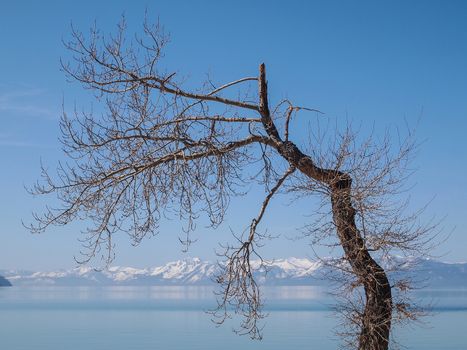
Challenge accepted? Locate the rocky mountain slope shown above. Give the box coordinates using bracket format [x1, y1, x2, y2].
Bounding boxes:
[0, 275, 12, 286]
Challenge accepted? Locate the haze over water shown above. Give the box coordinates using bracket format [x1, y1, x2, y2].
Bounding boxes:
[1, 286, 466, 350]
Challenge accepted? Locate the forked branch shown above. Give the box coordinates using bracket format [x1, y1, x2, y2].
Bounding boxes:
[29, 18, 437, 350]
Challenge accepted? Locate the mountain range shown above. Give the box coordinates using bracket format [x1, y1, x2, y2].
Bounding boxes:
[2, 257, 466, 288]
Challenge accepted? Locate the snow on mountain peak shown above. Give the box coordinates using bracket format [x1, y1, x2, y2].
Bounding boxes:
[2, 257, 466, 288]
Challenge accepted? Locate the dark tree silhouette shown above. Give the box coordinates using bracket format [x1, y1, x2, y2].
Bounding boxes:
[28, 18, 436, 350]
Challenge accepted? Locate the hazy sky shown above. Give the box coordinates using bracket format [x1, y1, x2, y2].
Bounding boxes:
[1, 0, 466, 270]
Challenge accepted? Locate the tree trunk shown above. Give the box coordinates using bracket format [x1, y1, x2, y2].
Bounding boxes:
[258, 63, 392, 350]
[331, 178, 392, 350]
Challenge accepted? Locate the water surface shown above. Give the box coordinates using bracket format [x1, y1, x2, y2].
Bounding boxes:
[0, 286, 466, 349]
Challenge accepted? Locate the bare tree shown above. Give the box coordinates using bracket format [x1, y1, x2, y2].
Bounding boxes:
[28, 18, 436, 350]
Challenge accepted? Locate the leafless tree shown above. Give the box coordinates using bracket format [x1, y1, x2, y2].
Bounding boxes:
[28, 18, 437, 350]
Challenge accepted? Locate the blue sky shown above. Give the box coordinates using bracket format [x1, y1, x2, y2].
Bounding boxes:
[1, 0, 466, 270]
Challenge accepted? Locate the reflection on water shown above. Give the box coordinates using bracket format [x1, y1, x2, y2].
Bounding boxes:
[1, 285, 465, 308]
[0, 286, 466, 350]
[0, 285, 330, 300]
[0, 286, 332, 311]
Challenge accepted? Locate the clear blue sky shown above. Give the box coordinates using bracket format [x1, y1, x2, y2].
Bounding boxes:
[1, 0, 466, 270]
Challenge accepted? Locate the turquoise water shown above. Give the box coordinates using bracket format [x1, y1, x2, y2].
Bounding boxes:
[0, 286, 466, 349]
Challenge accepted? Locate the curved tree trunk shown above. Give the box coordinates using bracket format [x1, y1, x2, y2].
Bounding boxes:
[331, 179, 392, 350]
[258, 64, 392, 350]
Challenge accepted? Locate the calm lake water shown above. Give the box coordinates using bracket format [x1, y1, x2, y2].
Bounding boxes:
[0, 286, 466, 349]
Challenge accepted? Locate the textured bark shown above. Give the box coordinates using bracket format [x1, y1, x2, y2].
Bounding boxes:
[258, 63, 392, 350]
[331, 183, 392, 350]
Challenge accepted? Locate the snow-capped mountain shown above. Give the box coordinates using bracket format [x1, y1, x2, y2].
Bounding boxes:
[2, 257, 466, 288]
[1, 258, 324, 287]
